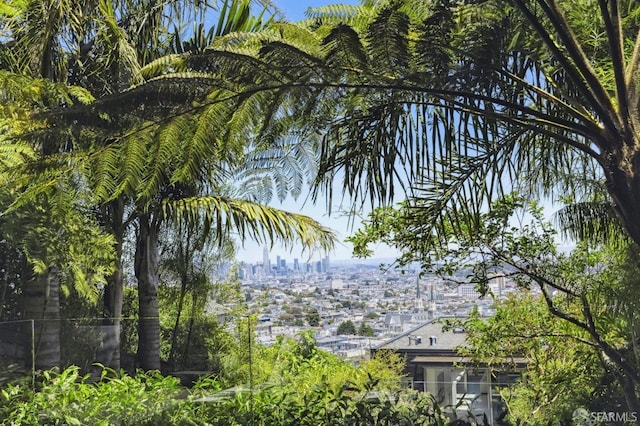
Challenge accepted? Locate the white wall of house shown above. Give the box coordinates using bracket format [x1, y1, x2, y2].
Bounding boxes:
[421, 366, 494, 424]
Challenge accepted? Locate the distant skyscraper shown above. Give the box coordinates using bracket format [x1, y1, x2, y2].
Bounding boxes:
[322, 255, 330, 272]
[414, 276, 424, 312]
[293, 258, 299, 271]
[263, 246, 271, 275]
[428, 283, 437, 318]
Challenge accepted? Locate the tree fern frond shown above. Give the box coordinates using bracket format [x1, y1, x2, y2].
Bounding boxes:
[44, 73, 223, 128]
[114, 132, 151, 200]
[222, 90, 272, 159]
[238, 175, 274, 203]
[258, 41, 328, 81]
[412, 0, 454, 78]
[170, 100, 229, 184]
[301, 4, 374, 31]
[207, 30, 274, 52]
[364, 3, 410, 76]
[97, 0, 143, 86]
[304, 4, 361, 21]
[139, 54, 189, 79]
[234, 129, 319, 203]
[89, 143, 122, 201]
[323, 24, 368, 74]
[0, 140, 36, 179]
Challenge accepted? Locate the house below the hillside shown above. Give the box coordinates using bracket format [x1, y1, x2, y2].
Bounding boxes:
[373, 317, 525, 424]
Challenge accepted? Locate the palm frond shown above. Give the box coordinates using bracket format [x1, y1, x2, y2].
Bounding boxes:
[555, 202, 627, 246]
[162, 196, 336, 251]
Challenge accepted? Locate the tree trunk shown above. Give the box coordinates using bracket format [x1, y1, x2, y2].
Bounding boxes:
[618, 373, 640, 425]
[100, 199, 126, 372]
[23, 266, 60, 371]
[135, 213, 161, 371]
[168, 280, 188, 369]
[100, 259, 123, 372]
[604, 147, 640, 247]
[168, 236, 191, 369]
[184, 294, 199, 366]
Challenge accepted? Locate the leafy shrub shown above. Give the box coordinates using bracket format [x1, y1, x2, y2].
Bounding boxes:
[0, 366, 186, 425]
[0, 336, 478, 425]
[192, 377, 450, 426]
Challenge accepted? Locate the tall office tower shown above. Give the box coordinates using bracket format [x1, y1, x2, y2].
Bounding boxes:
[428, 283, 437, 318]
[322, 255, 330, 272]
[276, 255, 281, 273]
[293, 258, 299, 272]
[263, 246, 271, 275]
[414, 276, 424, 312]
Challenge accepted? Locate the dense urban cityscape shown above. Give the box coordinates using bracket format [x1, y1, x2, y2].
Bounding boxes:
[233, 247, 511, 359]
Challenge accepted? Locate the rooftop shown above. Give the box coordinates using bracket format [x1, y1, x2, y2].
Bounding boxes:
[376, 317, 467, 351]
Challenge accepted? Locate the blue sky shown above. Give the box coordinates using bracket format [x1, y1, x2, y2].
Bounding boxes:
[274, 0, 359, 22]
[235, 0, 402, 263]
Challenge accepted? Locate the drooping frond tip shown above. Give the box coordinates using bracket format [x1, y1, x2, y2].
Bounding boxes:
[162, 196, 336, 252]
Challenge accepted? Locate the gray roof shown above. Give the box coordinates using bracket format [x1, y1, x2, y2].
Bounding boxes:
[376, 317, 467, 351]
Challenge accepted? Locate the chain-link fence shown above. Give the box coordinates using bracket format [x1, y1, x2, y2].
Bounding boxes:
[0, 318, 138, 384]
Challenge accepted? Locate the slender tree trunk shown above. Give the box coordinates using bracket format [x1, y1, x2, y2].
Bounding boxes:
[168, 236, 191, 369]
[135, 213, 161, 371]
[23, 266, 60, 370]
[101, 258, 123, 371]
[101, 199, 126, 371]
[0, 268, 8, 322]
[168, 280, 188, 369]
[183, 293, 199, 366]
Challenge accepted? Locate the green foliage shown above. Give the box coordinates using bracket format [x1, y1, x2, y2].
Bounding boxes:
[194, 379, 449, 426]
[158, 228, 242, 372]
[0, 338, 463, 426]
[1, 0, 338, 374]
[407, 195, 640, 419]
[190, 335, 451, 425]
[0, 366, 185, 425]
[337, 320, 357, 335]
[305, 308, 321, 327]
[451, 295, 601, 424]
[358, 322, 375, 337]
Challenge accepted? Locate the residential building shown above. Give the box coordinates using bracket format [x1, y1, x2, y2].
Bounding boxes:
[374, 318, 524, 424]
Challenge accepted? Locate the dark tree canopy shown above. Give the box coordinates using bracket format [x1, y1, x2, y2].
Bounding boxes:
[97, 0, 640, 251]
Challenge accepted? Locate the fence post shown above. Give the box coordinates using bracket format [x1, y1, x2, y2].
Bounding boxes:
[31, 319, 35, 388]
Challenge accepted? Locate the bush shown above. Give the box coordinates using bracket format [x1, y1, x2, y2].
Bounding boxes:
[0, 366, 187, 425]
[0, 336, 478, 425]
[195, 379, 450, 426]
